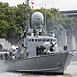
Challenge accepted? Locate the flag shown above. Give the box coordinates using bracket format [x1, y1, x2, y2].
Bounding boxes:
[32, 6, 33, 9]
[31, 2, 34, 4]
[23, 2, 24, 6]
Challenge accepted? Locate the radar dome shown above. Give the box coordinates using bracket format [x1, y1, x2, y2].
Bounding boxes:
[32, 12, 44, 26]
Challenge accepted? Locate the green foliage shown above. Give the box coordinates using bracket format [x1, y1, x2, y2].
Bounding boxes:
[32, 8, 74, 36]
[0, 20, 9, 37]
[0, 2, 25, 38]
[0, 2, 74, 39]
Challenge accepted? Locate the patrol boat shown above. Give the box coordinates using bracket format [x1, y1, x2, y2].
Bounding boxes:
[2, 0, 73, 74]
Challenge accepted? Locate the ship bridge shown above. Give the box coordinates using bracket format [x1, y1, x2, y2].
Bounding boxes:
[23, 36, 57, 57]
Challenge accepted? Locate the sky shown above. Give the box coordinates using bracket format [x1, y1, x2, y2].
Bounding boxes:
[0, 0, 77, 11]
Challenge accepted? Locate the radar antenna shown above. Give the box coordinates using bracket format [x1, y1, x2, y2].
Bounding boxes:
[25, 0, 30, 32]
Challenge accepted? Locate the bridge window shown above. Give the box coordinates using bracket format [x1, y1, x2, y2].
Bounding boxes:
[46, 39, 49, 41]
[53, 39, 56, 42]
[29, 39, 53, 42]
[42, 39, 45, 41]
[29, 39, 31, 41]
[35, 39, 37, 41]
[32, 39, 34, 41]
[38, 39, 41, 42]
[51, 39, 52, 41]
[29, 39, 34, 42]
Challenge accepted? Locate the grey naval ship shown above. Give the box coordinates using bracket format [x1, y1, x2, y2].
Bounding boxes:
[1, 0, 73, 74]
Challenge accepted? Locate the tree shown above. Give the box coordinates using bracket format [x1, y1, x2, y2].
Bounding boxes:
[32, 8, 74, 36]
[0, 2, 74, 39]
[0, 20, 9, 37]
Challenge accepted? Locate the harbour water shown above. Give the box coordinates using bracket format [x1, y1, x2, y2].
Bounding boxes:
[0, 53, 77, 77]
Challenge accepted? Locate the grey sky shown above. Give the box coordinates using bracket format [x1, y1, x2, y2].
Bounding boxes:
[0, 0, 77, 11]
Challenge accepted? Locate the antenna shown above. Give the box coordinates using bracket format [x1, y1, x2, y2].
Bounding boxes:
[53, 0, 55, 8]
[25, 0, 30, 31]
[45, 0, 46, 35]
[52, 0, 54, 33]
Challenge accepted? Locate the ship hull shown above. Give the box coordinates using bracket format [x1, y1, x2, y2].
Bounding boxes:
[5, 52, 73, 74]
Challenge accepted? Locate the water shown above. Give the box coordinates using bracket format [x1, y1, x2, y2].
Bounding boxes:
[0, 54, 77, 77]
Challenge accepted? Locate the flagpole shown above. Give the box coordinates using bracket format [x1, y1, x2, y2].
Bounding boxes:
[31, 0, 34, 28]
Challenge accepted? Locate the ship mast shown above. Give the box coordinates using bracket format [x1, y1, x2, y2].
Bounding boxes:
[25, 0, 30, 31]
[45, 0, 46, 35]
